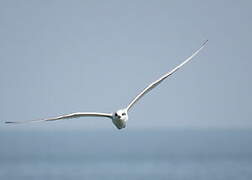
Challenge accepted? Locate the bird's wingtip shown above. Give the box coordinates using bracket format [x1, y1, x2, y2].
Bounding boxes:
[5, 121, 14, 124]
[202, 39, 208, 46]
[5, 121, 19, 124]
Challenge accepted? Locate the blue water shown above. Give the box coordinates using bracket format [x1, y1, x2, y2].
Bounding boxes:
[1, 129, 252, 180]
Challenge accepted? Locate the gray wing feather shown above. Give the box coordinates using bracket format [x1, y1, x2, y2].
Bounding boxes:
[126, 40, 208, 111]
[5, 112, 113, 124]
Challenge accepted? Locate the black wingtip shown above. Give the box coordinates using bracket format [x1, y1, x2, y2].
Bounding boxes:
[203, 39, 208, 46]
[5, 121, 17, 124]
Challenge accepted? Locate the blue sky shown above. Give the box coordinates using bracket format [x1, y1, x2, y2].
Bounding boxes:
[0, 1, 251, 130]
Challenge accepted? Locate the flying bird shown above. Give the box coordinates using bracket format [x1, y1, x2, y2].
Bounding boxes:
[5, 40, 208, 129]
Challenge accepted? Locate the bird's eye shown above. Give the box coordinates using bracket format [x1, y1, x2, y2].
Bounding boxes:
[122, 113, 126, 116]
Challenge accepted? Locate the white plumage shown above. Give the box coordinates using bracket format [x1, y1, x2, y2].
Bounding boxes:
[5, 40, 208, 130]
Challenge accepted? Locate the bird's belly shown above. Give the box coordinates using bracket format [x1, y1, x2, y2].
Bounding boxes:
[112, 119, 126, 130]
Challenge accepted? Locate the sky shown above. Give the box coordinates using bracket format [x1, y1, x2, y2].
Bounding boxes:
[0, 0, 251, 131]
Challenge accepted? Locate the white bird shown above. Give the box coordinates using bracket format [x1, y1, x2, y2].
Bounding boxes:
[5, 40, 208, 130]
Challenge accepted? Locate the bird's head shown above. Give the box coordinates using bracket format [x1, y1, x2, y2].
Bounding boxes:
[114, 109, 128, 120]
[112, 109, 128, 130]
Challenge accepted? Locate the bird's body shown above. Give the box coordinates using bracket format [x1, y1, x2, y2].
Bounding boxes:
[112, 109, 128, 129]
[5, 40, 208, 130]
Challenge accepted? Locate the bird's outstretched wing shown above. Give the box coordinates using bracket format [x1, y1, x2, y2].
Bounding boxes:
[126, 40, 208, 111]
[5, 112, 113, 124]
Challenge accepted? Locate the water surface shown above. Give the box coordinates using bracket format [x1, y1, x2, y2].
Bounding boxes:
[1, 129, 252, 180]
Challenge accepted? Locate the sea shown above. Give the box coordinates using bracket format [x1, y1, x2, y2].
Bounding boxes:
[0, 129, 252, 180]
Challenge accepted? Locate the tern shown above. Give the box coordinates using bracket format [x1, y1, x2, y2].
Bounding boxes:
[5, 40, 208, 129]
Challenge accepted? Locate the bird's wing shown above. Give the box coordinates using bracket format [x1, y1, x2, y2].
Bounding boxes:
[126, 40, 208, 111]
[5, 112, 113, 124]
